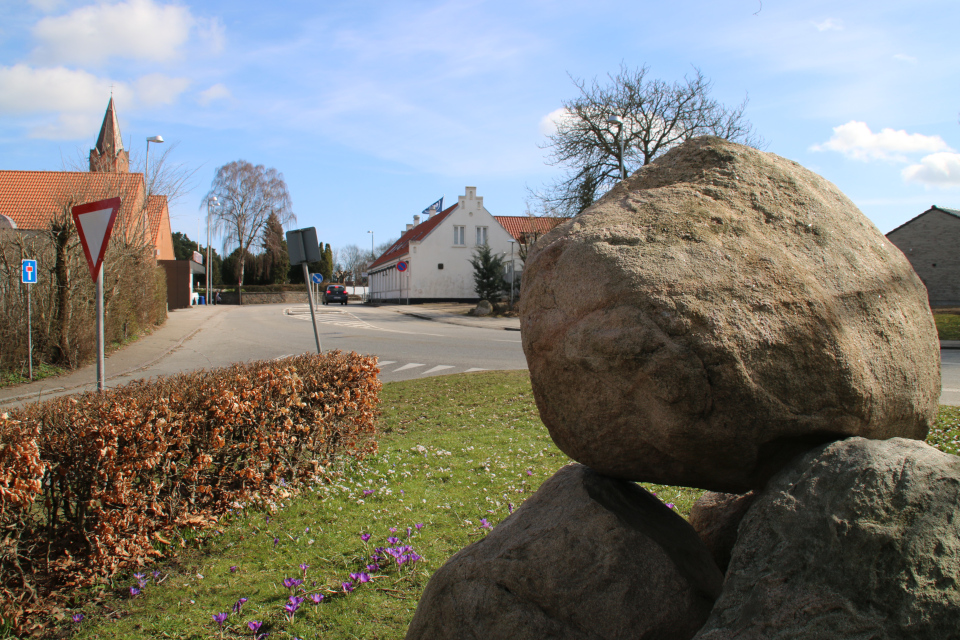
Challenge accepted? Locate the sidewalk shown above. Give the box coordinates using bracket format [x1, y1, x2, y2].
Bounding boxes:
[386, 302, 521, 331]
[0, 304, 226, 408]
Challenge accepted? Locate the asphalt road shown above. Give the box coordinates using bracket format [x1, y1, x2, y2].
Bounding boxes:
[156, 303, 527, 383]
[2, 302, 956, 408]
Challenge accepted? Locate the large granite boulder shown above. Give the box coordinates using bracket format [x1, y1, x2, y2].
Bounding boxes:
[688, 491, 757, 573]
[406, 463, 723, 640]
[695, 437, 960, 640]
[519, 136, 940, 492]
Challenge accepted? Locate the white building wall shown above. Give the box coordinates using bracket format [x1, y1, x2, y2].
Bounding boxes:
[370, 186, 520, 301]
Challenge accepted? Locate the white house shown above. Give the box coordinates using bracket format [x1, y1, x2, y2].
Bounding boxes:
[369, 186, 557, 303]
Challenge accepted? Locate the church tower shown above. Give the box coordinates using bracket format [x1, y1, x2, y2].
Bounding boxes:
[89, 97, 129, 173]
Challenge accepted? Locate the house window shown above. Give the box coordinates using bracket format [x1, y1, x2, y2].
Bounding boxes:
[438, 263, 444, 270]
[453, 226, 465, 245]
[476, 226, 488, 246]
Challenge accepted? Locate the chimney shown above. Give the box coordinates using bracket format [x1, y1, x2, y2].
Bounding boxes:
[406, 224, 413, 232]
[413, 215, 421, 226]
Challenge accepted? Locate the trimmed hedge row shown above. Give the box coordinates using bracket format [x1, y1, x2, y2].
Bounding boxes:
[0, 350, 380, 634]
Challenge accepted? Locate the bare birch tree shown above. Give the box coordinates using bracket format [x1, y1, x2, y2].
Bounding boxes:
[205, 161, 295, 304]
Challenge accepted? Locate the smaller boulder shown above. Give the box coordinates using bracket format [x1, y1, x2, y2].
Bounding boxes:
[688, 491, 757, 573]
[694, 437, 960, 640]
[471, 299, 493, 316]
[406, 463, 723, 640]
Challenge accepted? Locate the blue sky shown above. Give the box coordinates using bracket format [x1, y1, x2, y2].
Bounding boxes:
[2, 0, 958, 255]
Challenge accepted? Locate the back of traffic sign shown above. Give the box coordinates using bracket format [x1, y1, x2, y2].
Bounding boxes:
[72, 197, 121, 279]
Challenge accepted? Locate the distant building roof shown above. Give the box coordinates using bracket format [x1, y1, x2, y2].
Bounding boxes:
[886, 205, 960, 236]
[369, 204, 457, 270]
[493, 215, 563, 242]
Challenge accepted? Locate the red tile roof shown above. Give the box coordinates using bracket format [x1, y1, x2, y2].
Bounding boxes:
[493, 215, 563, 242]
[146, 195, 167, 246]
[0, 170, 143, 229]
[369, 203, 458, 269]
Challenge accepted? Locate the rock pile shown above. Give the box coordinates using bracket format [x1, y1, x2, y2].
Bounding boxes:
[406, 137, 952, 639]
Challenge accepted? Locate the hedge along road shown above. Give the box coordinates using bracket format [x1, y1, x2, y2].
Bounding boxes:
[0, 303, 528, 409]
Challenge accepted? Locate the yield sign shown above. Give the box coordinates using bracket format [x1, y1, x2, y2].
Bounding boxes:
[72, 197, 121, 279]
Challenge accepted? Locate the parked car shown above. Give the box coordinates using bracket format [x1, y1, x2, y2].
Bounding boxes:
[323, 284, 348, 305]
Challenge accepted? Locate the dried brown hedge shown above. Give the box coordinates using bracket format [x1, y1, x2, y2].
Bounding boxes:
[0, 350, 380, 634]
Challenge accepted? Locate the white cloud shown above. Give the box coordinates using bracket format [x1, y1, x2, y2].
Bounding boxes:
[811, 121, 953, 162]
[29, 0, 66, 12]
[196, 16, 226, 55]
[31, 0, 194, 65]
[538, 108, 572, 136]
[893, 53, 918, 64]
[135, 73, 191, 106]
[0, 64, 122, 114]
[0, 64, 190, 139]
[813, 18, 843, 32]
[902, 153, 960, 188]
[198, 83, 231, 106]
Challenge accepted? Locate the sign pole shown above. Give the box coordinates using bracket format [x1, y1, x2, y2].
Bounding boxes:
[27, 282, 32, 381]
[302, 263, 322, 354]
[96, 267, 105, 391]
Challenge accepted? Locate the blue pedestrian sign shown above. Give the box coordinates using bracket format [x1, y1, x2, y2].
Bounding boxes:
[21, 259, 37, 284]
[311, 273, 324, 284]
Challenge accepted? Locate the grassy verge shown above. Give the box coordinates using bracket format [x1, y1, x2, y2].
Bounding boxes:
[59, 372, 959, 639]
[0, 363, 65, 389]
[934, 312, 960, 341]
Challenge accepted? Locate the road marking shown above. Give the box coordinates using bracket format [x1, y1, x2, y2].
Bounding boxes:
[378, 361, 397, 366]
[464, 368, 487, 373]
[393, 363, 425, 372]
[422, 365, 455, 375]
[275, 354, 294, 360]
[944, 388, 960, 393]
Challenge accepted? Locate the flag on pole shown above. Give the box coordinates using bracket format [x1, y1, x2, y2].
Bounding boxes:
[422, 197, 443, 217]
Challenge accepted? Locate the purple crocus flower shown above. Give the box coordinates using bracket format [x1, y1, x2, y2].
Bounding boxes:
[360, 533, 371, 542]
[213, 612, 229, 628]
[310, 593, 324, 605]
[299, 563, 309, 576]
[71, 613, 84, 623]
[389, 527, 397, 533]
[342, 581, 354, 593]
[387, 536, 399, 545]
[248, 620, 262, 633]
[233, 597, 248, 614]
[230, 566, 238, 573]
[367, 563, 379, 572]
[129, 586, 140, 597]
[480, 518, 492, 530]
[508, 503, 513, 514]
[283, 577, 303, 590]
[666, 503, 675, 509]
[349, 572, 361, 582]
[363, 489, 374, 496]
[357, 572, 371, 584]
[415, 522, 424, 530]
[273, 537, 279, 548]
[406, 526, 412, 538]
[526, 469, 533, 476]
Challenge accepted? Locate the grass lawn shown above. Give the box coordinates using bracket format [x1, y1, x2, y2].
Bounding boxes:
[934, 312, 960, 341]
[59, 372, 960, 639]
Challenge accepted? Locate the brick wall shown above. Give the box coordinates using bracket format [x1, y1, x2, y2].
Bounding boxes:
[886, 208, 960, 307]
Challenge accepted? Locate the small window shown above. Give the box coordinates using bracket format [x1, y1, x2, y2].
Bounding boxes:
[438, 263, 444, 270]
[476, 226, 488, 246]
[453, 226, 465, 245]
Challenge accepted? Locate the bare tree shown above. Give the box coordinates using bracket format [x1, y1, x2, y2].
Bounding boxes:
[539, 64, 764, 217]
[337, 244, 367, 284]
[205, 161, 295, 304]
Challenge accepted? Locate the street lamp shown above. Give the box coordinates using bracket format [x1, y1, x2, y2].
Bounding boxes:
[368, 230, 375, 261]
[144, 135, 164, 240]
[509, 239, 516, 307]
[606, 116, 626, 180]
[207, 196, 218, 303]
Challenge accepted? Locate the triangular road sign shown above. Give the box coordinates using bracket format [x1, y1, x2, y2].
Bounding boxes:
[72, 197, 121, 280]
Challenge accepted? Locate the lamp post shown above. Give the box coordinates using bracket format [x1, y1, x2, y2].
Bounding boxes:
[367, 230, 374, 301]
[606, 115, 626, 180]
[144, 135, 164, 239]
[207, 196, 217, 302]
[509, 239, 516, 307]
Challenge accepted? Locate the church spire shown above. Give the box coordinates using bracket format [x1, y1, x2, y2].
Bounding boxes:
[89, 97, 129, 173]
